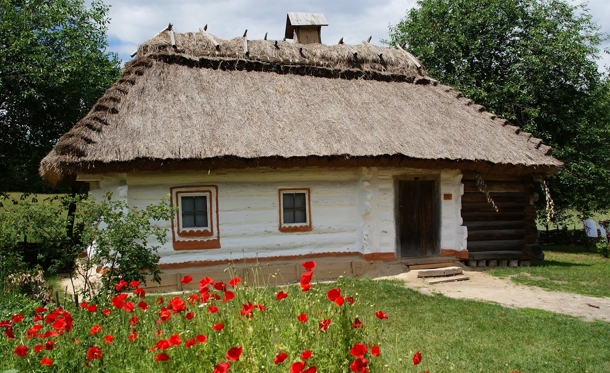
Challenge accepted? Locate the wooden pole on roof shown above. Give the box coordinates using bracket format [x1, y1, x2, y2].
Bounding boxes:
[130, 23, 173, 58]
[243, 30, 249, 56]
[199, 27, 220, 50]
[396, 43, 422, 69]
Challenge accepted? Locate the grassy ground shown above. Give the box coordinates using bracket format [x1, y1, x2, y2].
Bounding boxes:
[488, 245, 610, 298]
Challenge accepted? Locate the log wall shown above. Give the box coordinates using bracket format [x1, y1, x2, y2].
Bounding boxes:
[461, 172, 541, 260]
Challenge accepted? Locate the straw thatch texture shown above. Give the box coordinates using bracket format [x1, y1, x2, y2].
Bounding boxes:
[40, 30, 562, 185]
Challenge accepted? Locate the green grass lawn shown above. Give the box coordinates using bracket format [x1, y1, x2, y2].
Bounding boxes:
[488, 245, 610, 297]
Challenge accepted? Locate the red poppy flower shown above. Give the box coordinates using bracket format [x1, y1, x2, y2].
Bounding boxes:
[190, 335, 204, 344]
[185, 312, 194, 320]
[300, 350, 312, 360]
[318, 319, 331, 331]
[213, 281, 227, 292]
[90, 324, 102, 335]
[158, 309, 171, 323]
[44, 340, 54, 351]
[201, 291, 211, 302]
[4, 328, 14, 339]
[302, 261, 316, 271]
[199, 276, 214, 289]
[11, 314, 24, 323]
[87, 304, 97, 313]
[115, 280, 128, 291]
[274, 352, 288, 364]
[105, 335, 114, 344]
[155, 353, 170, 362]
[213, 362, 231, 373]
[229, 277, 241, 287]
[129, 316, 139, 326]
[300, 280, 311, 292]
[156, 297, 164, 305]
[350, 343, 367, 358]
[102, 308, 111, 316]
[128, 332, 138, 341]
[240, 301, 256, 318]
[223, 291, 235, 302]
[302, 367, 317, 373]
[40, 357, 53, 366]
[169, 297, 186, 313]
[346, 296, 355, 305]
[349, 357, 369, 372]
[352, 317, 363, 328]
[35, 307, 47, 314]
[180, 275, 193, 284]
[276, 291, 288, 300]
[301, 271, 313, 283]
[86, 346, 102, 360]
[169, 334, 182, 346]
[371, 345, 380, 357]
[327, 288, 341, 302]
[135, 288, 146, 297]
[138, 301, 149, 312]
[290, 361, 306, 373]
[33, 315, 43, 322]
[187, 293, 200, 305]
[212, 323, 224, 331]
[334, 296, 345, 306]
[156, 340, 171, 350]
[80, 301, 88, 309]
[208, 305, 219, 314]
[375, 311, 388, 319]
[34, 344, 43, 353]
[226, 346, 242, 361]
[130, 280, 140, 288]
[296, 313, 308, 323]
[123, 301, 135, 313]
[412, 351, 422, 365]
[185, 339, 197, 348]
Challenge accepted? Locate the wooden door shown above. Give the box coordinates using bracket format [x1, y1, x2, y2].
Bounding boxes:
[398, 180, 440, 257]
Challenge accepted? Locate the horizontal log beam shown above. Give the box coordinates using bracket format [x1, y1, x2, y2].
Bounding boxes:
[463, 181, 525, 193]
[468, 229, 526, 241]
[467, 239, 526, 252]
[468, 251, 529, 260]
[462, 192, 527, 203]
[464, 220, 525, 231]
[461, 172, 530, 182]
[461, 202, 526, 213]
[462, 211, 525, 221]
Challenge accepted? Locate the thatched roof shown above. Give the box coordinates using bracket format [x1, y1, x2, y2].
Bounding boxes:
[40, 29, 562, 185]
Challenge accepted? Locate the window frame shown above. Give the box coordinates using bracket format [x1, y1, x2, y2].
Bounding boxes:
[278, 188, 312, 232]
[170, 185, 220, 250]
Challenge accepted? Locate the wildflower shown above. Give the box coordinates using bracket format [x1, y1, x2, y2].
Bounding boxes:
[44, 340, 54, 351]
[375, 311, 388, 319]
[130, 280, 140, 288]
[208, 305, 219, 314]
[350, 343, 367, 358]
[14, 344, 28, 357]
[11, 314, 24, 323]
[156, 340, 171, 350]
[34, 307, 47, 314]
[123, 301, 135, 313]
[169, 297, 186, 313]
[349, 357, 369, 373]
[156, 297, 164, 305]
[128, 332, 138, 341]
[300, 350, 313, 360]
[80, 301, 88, 309]
[327, 288, 341, 302]
[89, 324, 102, 335]
[226, 346, 242, 361]
[276, 291, 288, 300]
[105, 335, 114, 344]
[297, 313, 308, 323]
[129, 316, 139, 326]
[199, 276, 214, 290]
[196, 334, 207, 343]
[213, 323, 225, 331]
[318, 319, 331, 331]
[274, 352, 288, 364]
[169, 334, 182, 346]
[300, 280, 311, 292]
[352, 317, 363, 328]
[371, 345, 380, 356]
[115, 280, 128, 291]
[213, 281, 227, 292]
[135, 288, 146, 297]
[302, 261, 316, 271]
[138, 301, 149, 312]
[229, 277, 241, 287]
[185, 339, 197, 348]
[40, 357, 53, 366]
[4, 329, 14, 339]
[34, 345, 43, 353]
[223, 291, 235, 302]
[290, 361, 306, 373]
[185, 312, 194, 320]
[87, 304, 97, 313]
[86, 346, 102, 360]
[413, 351, 422, 365]
[102, 308, 111, 316]
[156, 353, 170, 362]
[213, 362, 231, 373]
[346, 296, 355, 305]
[303, 367, 317, 373]
[180, 275, 193, 284]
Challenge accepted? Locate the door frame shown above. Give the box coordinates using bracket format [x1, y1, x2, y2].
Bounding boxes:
[394, 173, 441, 258]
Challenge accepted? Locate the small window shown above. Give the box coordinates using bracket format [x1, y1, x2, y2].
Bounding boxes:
[170, 186, 220, 250]
[279, 188, 312, 232]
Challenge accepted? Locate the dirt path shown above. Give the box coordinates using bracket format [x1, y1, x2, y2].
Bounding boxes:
[379, 269, 610, 322]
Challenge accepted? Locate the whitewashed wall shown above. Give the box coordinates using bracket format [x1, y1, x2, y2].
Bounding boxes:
[84, 167, 467, 265]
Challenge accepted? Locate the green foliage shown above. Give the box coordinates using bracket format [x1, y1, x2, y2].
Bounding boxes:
[0, 0, 121, 193]
[387, 0, 610, 217]
[74, 193, 175, 297]
[596, 240, 610, 258]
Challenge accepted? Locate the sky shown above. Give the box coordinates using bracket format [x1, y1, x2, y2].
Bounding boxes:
[103, 0, 610, 72]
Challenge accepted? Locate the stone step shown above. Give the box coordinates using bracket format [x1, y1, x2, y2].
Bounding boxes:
[425, 274, 470, 284]
[409, 262, 455, 270]
[416, 266, 463, 278]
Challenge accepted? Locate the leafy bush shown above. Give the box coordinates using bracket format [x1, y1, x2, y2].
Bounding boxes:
[596, 240, 610, 258]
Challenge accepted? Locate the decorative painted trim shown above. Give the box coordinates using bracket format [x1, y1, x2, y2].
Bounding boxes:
[170, 185, 220, 250]
[278, 188, 312, 232]
[440, 249, 469, 259]
[158, 251, 396, 270]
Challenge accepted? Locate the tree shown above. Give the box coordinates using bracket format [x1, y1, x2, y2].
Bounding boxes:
[387, 0, 610, 218]
[0, 0, 120, 193]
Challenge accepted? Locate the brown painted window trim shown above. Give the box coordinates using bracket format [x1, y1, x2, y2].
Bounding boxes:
[170, 185, 220, 250]
[278, 188, 312, 233]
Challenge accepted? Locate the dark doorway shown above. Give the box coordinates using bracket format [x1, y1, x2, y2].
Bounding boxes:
[398, 180, 440, 257]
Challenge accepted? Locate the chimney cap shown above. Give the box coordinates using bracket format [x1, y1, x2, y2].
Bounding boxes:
[285, 12, 328, 39]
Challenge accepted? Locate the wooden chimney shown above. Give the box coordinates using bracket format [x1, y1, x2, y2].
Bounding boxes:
[284, 12, 328, 44]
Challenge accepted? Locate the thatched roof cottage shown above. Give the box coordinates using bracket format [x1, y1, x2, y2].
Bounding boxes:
[40, 15, 561, 288]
